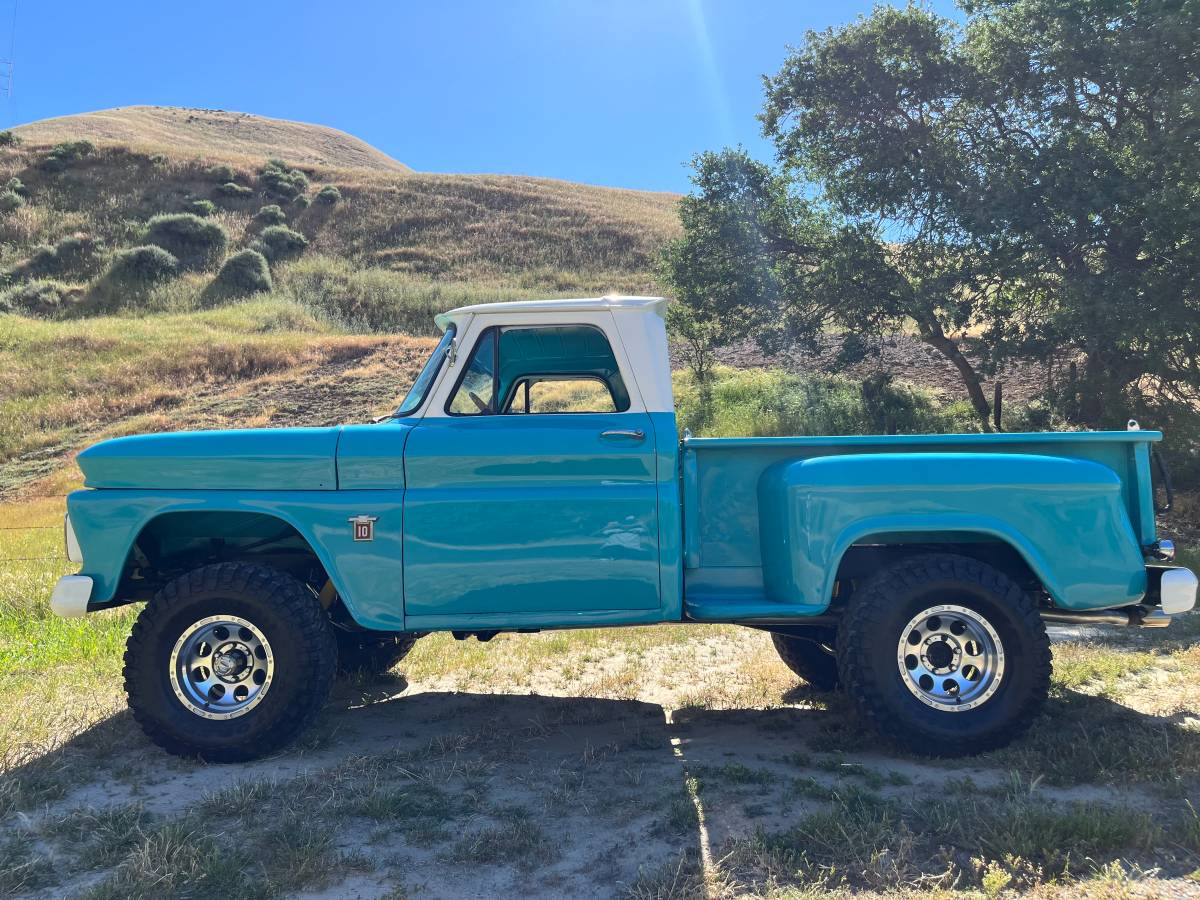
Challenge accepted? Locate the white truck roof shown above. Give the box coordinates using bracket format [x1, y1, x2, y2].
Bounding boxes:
[432, 295, 675, 414]
[434, 295, 668, 332]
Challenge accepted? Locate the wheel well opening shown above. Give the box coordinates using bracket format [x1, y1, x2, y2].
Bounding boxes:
[834, 534, 1045, 604]
[121, 511, 330, 602]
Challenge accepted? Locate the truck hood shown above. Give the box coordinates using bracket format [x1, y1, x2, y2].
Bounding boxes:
[76, 427, 341, 490]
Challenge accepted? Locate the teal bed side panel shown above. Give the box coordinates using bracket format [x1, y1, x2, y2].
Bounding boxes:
[685, 431, 1159, 571]
[66, 488, 407, 630]
[75, 428, 342, 491]
[756, 453, 1147, 613]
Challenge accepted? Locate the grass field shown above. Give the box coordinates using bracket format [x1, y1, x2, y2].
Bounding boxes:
[2, 358, 1200, 896]
[2, 490, 1200, 897]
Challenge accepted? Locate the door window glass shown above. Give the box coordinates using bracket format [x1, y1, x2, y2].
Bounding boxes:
[446, 328, 497, 415]
[447, 323, 631, 415]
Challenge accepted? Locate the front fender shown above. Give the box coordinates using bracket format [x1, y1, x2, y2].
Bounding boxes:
[757, 452, 1146, 612]
[66, 488, 406, 629]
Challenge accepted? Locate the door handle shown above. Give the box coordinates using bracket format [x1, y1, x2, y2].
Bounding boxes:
[600, 429, 645, 441]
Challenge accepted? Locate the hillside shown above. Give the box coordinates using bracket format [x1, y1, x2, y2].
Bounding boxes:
[0, 113, 680, 494]
[12, 106, 412, 173]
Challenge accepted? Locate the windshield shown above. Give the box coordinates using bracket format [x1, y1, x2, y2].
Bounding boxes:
[394, 323, 456, 417]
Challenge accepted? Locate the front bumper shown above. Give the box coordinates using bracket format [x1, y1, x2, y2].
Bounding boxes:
[50, 575, 93, 618]
[1158, 566, 1198, 616]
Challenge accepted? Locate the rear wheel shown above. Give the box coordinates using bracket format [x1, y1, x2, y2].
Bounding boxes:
[836, 553, 1051, 756]
[770, 631, 840, 690]
[335, 631, 421, 677]
[124, 562, 336, 762]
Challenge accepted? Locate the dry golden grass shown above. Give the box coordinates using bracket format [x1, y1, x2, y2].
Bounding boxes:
[12, 105, 411, 173]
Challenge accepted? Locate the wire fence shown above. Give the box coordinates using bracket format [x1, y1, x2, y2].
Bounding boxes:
[1, 494, 70, 563]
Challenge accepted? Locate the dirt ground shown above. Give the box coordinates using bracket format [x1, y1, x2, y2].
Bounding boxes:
[5, 623, 1200, 899]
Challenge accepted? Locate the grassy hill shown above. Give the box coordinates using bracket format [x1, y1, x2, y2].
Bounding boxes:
[12, 106, 412, 173]
[0, 109, 680, 494]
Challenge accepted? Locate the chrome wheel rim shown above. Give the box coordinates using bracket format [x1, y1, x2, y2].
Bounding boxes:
[169, 614, 275, 720]
[896, 604, 1004, 712]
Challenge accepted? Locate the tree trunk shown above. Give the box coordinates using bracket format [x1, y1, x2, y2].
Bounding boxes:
[914, 313, 993, 432]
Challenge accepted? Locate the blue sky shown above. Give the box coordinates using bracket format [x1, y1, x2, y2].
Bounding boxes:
[2, 0, 958, 193]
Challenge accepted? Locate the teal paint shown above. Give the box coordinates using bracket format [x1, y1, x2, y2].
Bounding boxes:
[682, 431, 1158, 571]
[402, 413, 662, 616]
[67, 488, 408, 629]
[336, 422, 414, 490]
[76, 428, 340, 491]
[757, 453, 1145, 613]
[62, 418, 1162, 632]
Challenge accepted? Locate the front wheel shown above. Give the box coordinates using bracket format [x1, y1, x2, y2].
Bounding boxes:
[124, 562, 336, 762]
[836, 553, 1051, 756]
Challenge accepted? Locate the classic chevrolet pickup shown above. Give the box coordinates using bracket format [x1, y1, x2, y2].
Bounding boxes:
[52, 296, 1196, 761]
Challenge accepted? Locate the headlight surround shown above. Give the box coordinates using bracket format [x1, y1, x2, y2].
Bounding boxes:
[64, 513, 83, 564]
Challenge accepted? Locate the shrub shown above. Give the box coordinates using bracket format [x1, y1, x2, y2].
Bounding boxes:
[205, 163, 235, 182]
[186, 198, 217, 217]
[9, 234, 102, 280]
[204, 249, 272, 301]
[105, 245, 178, 285]
[42, 139, 95, 172]
[0, 129, 20, 147]
[293, 194, 311, 209]
[56, 235, 102, 274]
[141, 213, 228, 271]
[255, 225, 308, 263]
[314, 185, 342, 205]
[253, 204, 287, 227]
[281, 255, 450, 333]
[4, 176, 25, 195]
[214, 181, 252, 199]
[0, 190, 24, 213]
[148, 152, 168, 166]
[84, 245, 179, 313]
[258, 159, 308, 200]
[0, 279, 75, 316]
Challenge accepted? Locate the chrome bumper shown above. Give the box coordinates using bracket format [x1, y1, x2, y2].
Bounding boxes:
[1041, 564, 1195, 628]
[50, 575, 93, 618]
[1159, 566, 1197, 616]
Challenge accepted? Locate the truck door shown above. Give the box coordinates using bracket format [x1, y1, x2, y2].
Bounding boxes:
[402, 319, 661, 620]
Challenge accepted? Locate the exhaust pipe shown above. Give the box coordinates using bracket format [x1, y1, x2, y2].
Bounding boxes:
[1042, 606, 1170, 628]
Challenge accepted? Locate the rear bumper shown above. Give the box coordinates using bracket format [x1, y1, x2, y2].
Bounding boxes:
[50, 575, 93, 618]
[1042, 564, 1195, 628]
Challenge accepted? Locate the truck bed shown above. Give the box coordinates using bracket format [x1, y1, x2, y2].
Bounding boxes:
[680, 431, 1160, 621]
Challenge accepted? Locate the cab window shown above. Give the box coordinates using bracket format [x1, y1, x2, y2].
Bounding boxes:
[446, 324, 630, 416]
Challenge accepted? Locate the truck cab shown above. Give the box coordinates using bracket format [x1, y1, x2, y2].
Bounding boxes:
[51, 295, 1197, 762]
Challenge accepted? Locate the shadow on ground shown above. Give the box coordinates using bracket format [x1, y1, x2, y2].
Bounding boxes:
[5, 671, 1200, 898]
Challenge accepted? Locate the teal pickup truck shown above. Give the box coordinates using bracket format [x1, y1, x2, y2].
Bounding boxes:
[52, 296, 1196, 762]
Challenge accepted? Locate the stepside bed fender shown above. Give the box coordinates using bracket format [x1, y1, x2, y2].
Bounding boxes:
[757, 452, 1147, 613]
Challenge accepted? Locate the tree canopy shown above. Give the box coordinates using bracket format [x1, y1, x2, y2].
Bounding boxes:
[664, 0, 1200, 434]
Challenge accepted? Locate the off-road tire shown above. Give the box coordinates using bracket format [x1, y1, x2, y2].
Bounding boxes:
[124, 562, 336, 762]
[771, 632, 840, 690]
[335, 631, 421, 677]
[836, 553, 1051, 756]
